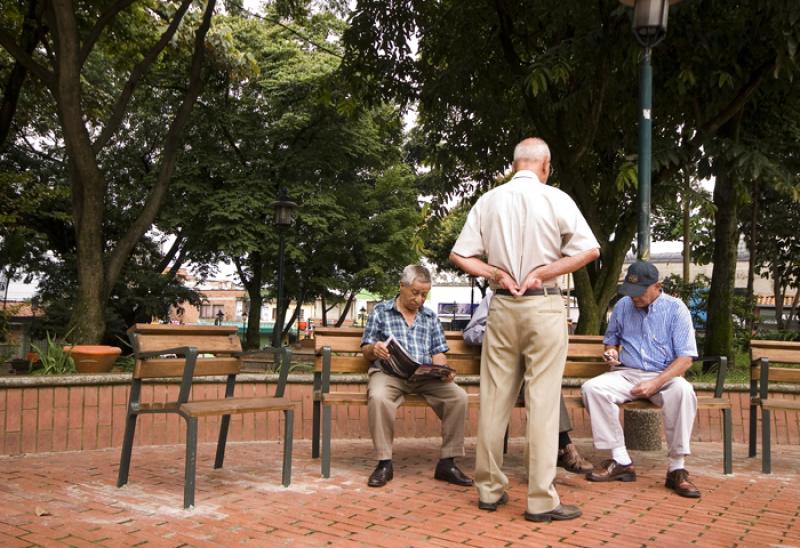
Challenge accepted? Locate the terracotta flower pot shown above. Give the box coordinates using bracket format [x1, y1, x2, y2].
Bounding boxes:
[64, 345, 122, 373]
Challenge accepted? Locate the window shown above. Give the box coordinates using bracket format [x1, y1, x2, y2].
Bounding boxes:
[200, 304, 225, 319]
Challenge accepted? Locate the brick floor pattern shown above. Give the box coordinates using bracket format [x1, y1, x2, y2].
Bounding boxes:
[0, 438, 798, 547]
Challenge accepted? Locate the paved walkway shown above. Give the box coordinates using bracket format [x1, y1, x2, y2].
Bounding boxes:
[0, 438, 798, 547]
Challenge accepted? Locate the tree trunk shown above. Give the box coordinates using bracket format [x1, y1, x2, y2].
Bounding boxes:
[244, 254, 263, 350]
[50, 1, 109, 343]
[703, 167, 738, 368]
[773, 271, 785, 331]
[746, 178, 759, 334]
[572, 268, 601, 334]
[683, 173, 691, 282]
[334, 291, 356, 328]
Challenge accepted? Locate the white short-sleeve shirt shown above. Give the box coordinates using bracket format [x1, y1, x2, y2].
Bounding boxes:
[452, 170, 599, 285]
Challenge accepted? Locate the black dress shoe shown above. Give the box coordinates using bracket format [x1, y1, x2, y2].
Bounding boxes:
[524, 504, 582, 523]
[434, 460, 473, 486]
[478, 491, 508, 511]
[367, 462, 393, 487]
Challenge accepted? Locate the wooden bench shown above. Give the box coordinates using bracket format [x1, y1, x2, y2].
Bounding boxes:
[748, 339, 800, 473]
[311, 327, 480, 477]
[117, 324, 296, 508]
[312, 328, 733, 476]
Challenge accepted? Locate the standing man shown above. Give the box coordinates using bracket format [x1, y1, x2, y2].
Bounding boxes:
[582, 260, 701, 498]
[450, 138, 600, 523]
[463, 289, 593, 475]
[361, 265, 472, 488]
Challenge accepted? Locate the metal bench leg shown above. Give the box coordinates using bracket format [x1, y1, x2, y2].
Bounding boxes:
[214, 414, 231, 469]
[722, 408, 732, 475]
[312, 399, 321, 459]
[282, 409, 294, 487]
[321, 404, 332, 478]
[117, 412, 138, 487]
[748, 403, 758, 457]
[184, 417, 199, 509]
[503, 426, 509, 454]
[762, 409, 771, 474]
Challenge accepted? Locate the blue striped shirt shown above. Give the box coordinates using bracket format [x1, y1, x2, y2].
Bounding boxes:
[603, 293, 698, 372]
[361, 298, 449, 368]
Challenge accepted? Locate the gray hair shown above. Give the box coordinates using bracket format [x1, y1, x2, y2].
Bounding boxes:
[513, 138, 550, 163]
[400, 265, 432, 286]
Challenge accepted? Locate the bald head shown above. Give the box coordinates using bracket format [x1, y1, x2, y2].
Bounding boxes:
[512, 138, 551, 183]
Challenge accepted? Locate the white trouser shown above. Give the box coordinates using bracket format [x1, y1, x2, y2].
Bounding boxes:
[581, 367, 697, 458]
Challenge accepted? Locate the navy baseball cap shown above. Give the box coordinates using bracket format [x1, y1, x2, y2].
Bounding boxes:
[619, 260, 660, 297]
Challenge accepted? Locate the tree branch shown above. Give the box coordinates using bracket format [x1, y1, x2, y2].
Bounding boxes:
[156, 229, 184, 273]
[91, 0, 194, 153]
[105, 0, 217, 295]
[0, 28, 54, 89]
[696, 58, 775, 141]
[0, 0, 49, 147]
[79, 0, 137, 66]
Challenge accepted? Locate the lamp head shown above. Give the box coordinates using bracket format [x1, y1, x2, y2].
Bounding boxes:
[619, 0, 681, 48]
[271, 187, 298, 227]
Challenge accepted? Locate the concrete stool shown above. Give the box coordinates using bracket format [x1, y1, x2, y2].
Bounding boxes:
[623, 408, 663, 451]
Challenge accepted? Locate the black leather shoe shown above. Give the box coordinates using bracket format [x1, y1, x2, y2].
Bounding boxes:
[524, 504, 582, 523]
[367, 462, 393, 487]
[478, 492, 508, 511]
[434, 460, 473, 486]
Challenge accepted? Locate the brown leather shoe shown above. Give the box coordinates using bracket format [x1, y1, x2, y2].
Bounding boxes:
[665, 468, 701, 498]
[557, 443, 593, 474]
[524, 504, 582, 523]
[586, 459, 636, 482]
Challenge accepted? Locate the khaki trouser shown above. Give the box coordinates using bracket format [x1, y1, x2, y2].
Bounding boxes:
[368, 371, 468, 461]
[581, 367, 697, 457]
[475, 293, 568, 514]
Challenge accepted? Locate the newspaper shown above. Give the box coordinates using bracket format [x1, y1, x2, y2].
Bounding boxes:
[380, 335, 455, 381]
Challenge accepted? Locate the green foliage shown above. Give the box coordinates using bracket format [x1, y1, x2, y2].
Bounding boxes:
[29, 331, 75, 375]
[753, 331, 800, 342]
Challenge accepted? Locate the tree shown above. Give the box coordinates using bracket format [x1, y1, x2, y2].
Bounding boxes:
[0, 0, 218, 342]
[161, 10, 422, 346]
[342, 0, 800, 339]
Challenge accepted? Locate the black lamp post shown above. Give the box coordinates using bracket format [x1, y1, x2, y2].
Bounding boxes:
[358, 306, 367, 327]
[620, 0, 680, 261]
[270, 187, 297, 348]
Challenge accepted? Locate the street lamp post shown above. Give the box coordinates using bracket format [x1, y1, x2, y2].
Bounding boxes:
[619, 0, 681, 452]
[620, 0, 680, 261]
[270, 187, 297, 349]
[358, 306, 367, 327]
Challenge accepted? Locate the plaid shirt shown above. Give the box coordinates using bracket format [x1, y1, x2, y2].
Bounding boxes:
[361, 298, 449, 371]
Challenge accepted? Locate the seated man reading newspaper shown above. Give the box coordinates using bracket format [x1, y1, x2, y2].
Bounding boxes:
[360, 265, 472, 488]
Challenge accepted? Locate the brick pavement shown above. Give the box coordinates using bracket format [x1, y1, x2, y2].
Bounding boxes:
[0, 437, 798, 547]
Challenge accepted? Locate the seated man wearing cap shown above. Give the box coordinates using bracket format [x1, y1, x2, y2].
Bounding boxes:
[581, 260, 701, 498]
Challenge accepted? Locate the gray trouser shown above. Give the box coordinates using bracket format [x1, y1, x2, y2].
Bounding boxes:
[368, 371, 468, 461]
[581, 367, 697, 457]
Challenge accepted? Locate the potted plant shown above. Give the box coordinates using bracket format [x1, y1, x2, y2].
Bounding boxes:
[29, 332, 76, 375]
[63, 345, 122, 373]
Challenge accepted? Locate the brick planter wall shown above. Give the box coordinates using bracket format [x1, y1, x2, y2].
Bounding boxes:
[1, 374, 798, 456]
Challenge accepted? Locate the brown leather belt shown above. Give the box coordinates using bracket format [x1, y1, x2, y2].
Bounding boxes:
[495, 287, 561, 296]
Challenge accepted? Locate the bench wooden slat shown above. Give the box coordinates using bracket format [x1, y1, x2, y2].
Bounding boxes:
[181, 396, 294, 417]
[321, 392, 482, 406]
[750, 340, 800, 364]
[133, 357, 241, 379]
[761, 399, 800, 411]
[750, 366, 800, 383]
[135, 333, 243, 354]
[564, 361, 608, 377]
